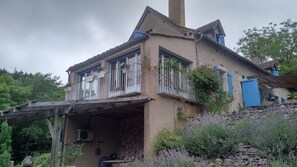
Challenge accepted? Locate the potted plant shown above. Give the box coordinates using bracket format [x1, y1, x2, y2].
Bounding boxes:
[120, 62, 130, 73]
[96, 67, 106, 78]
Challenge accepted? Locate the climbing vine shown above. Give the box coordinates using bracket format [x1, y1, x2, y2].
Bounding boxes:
[189, 66, 232, 113]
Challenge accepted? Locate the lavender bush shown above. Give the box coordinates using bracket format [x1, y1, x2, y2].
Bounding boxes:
[129, 148, 196, 167]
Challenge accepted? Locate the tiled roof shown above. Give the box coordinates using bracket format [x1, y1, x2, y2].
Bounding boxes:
[67, 34, 149, 72]
[129, 6, 195, 40]
[196, 19, 226, 36]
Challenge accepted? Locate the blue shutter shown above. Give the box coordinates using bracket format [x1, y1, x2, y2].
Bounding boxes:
[219, 35, 225, 46]
[227, 72, 233, 96]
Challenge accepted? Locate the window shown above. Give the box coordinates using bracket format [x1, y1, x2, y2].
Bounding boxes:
[109, 50, 141, 96]
[78, 66, 100, 99]
[159, 50, 190, 97]
[214, 65, 232, 95]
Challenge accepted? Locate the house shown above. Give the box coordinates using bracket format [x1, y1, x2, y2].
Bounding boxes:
[63, 1, 287, 166]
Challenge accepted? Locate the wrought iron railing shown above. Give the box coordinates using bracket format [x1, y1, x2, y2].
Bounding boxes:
[158, 66, 192, 100]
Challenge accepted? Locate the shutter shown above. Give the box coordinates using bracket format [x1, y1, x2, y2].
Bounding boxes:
[219, 35, 225, 46]
[227, 72, 233, 96]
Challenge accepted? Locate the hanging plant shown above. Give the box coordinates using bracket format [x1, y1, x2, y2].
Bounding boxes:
[120, 62, 130, 73]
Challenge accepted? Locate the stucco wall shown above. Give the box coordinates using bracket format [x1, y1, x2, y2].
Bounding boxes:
[141, 35, 199, 155]
[197, 40, 266, 111]
[138, 12, 190, 39]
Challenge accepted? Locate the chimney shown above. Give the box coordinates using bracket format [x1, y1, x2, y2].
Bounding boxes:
[250, 52, 261, 65]
[169, 0, 185, 27]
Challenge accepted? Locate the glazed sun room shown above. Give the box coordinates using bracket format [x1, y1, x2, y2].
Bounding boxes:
[65, 50, 141, 100]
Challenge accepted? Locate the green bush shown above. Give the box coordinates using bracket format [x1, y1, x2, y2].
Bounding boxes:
[185, 123, 237, 158]
[253, 116, 297, 157]
[0, 120, 12, 167]
[153, 129, 184, 153]
[234, 118, 255, 144]
[131, 148, 196, 167]
[206, 89, 232, 114]
[189, 66, 232, 113]
[32, 153, 50, 167]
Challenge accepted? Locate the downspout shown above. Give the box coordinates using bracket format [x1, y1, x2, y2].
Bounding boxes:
[195, 32, 203, 67]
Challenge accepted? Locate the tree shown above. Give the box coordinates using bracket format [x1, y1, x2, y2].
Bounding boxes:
[0, 69, 65, 163]
[0, 72, 32, 110]
[236, 19, 297, 75]
[0, 121, 12, 167]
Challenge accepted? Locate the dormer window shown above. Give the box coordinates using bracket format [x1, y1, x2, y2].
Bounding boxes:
[213, 29, 225, 46]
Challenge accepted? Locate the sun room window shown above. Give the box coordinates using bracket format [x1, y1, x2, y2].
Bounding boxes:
[108, 50, 141, 97]
[159, 50, 190, 99]
[78, 66, 100, 100]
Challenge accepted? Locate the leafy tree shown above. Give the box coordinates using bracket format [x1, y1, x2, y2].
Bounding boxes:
[236, 19, 297, 75]
[0, 121, 12, 167]
[0, 72, 32, 110]
[0, 68, 65, 163]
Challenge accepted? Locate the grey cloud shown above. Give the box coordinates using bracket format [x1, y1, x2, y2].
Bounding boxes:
[0, 0, 296, 83]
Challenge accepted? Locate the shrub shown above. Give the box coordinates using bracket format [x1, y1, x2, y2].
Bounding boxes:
[189, 66, 232, 113]
[185, 123, 237, 158]
[32, 153, 50, 167]
[130, 148, 196, 167]
[206, 89, 232, 114]
[0, 120, 12, 167]
[233, 118, 257, 144]
[62, 142, 84, 166]
[253, 115, 297, 157]
[153, 129, 183, 153]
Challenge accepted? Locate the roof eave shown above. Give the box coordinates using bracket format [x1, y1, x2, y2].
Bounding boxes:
[67, 34, 149, 72]
[200, 34, 270, 75]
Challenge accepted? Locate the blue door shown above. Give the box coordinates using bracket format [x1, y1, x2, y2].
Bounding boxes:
[241, 79, 261, 107]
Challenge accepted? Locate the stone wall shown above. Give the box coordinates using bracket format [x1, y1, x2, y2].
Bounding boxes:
[117, 115, 144, 160]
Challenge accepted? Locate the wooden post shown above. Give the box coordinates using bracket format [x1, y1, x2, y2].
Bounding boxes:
[46, 108, 62, 167]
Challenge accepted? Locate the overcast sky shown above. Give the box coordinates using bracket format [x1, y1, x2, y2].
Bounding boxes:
[1, 0, 296, 84]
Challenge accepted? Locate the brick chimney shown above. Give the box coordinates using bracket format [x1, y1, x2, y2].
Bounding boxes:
[169, 0, 185, 27]
[250, 52, 261, 65]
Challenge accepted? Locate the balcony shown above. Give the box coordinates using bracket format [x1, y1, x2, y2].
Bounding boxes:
[65, 65, 141, 100]
[158, 66, 192, 101]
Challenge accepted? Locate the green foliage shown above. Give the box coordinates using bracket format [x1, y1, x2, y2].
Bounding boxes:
[12, 120, 51, 163]
[206, 89, 232, 114]
[0, 68, 64, 163]
[253, 116, 297, 157]
[0, 72, 31, 110]
[32, 153, 50, 167]
[130, 148, 196, 167]
[184, 123, 237, 158]
[62, 142, 84, 166]
[280, 58, 297, 75]
[236, 19, 297, 75]
[287, 91, 297, 99]
[233, 118, 255, 144]
[270, 157, 297, 167]
[153, 129, 184, 153]
[234, 115, 297, 162]
[0, 121, 12, 167]
[189, 66, 232, 113]
[236, 19, 297, 63]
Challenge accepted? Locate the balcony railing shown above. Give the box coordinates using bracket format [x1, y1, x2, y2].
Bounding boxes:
[158, 66, 192, 100]
[65, 65, 141, 100]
